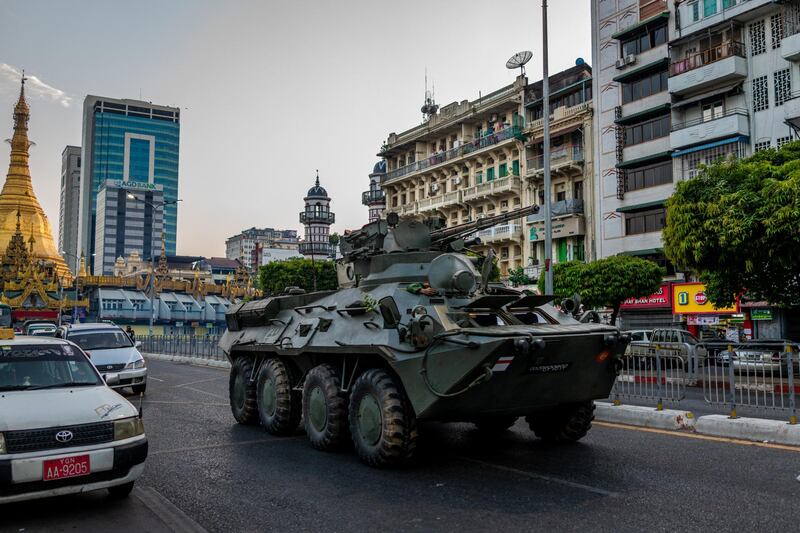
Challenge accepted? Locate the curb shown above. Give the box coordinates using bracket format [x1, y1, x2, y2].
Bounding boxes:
[595, 402, 696, 430]
[142, 352, 231, 369]
[595, 402, 800, 447]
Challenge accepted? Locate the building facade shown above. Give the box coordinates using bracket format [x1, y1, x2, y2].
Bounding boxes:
[77, 96, 180, 271]
[362, 161, 387, 223]
[299, 174, 336, 259]
[59, 145, 81, 272]
[93, 179, 164, 275]
[225, 227, 299, 272]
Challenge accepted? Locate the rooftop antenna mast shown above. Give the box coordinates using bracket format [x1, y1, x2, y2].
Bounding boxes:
[421, 67, 438, 122]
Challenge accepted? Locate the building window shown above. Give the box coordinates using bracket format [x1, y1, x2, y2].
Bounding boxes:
[774, 69, 791, 106]
[750, 20, 766, 56]
[625, 207, 666, 235]
[623, 114, 670, 146]
[703, 0, 716, 18]
[691, 1, 699, 22]
[676, 139, 748, 179]
[753, 75, 769, 111]
[621, 69, 668, 104]
[777, 136, 793, 148]
[754, 140, 771, 152]
[625, 160, 672, 191]
[772, 14, 784, 49]
[620, 23, 668, 57]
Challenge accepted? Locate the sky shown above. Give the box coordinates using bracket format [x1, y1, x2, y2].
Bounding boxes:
[0, 0, 592, 257]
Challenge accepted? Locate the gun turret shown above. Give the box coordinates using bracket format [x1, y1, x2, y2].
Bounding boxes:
[430, 204, 540, 247]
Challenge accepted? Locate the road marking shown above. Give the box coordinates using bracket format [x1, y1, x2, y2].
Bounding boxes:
[454, 456, 619, 497]
[148, 376, 165, 382]
[151, 438, 289, 456]
[174, 376, 225, 388]
[134, 486, 208, 533]
[595, 421, 800, 453]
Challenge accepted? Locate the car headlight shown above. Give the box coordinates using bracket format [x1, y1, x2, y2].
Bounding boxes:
[0, 432, 5, 454]
[125, 358, 146, 370]
[114, 417, 145, 440]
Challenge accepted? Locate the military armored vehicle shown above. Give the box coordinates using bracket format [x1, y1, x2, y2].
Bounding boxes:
[219, 205, 629, 467]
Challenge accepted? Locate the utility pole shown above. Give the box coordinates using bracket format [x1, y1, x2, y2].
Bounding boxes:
[542, 0, 554, 295]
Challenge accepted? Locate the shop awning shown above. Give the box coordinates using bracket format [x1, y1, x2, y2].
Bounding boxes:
[672, 82, 743, 109]
[616, 150, 673, 169]
[613, 58, 669, 83]
[671, 135, 748, 157]
[615, 103, 672, 126]
[616, 200, 665, 213]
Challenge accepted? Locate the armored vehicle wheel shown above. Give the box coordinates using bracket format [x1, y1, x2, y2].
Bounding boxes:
[257, 358, 301, 435]
[526, 401, 595, 443]
[302, 364, 349, 451]
[472, 416, 518, 433]
[229, 357, 259, 425]
[349, 368, 418, 468]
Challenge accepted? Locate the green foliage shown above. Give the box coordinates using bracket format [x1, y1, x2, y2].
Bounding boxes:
[362, 293, 378, 312]
[329, 232, 340, 246]
[539, 256, 663, 324]
[664, 141, 800, 308]
[258, 258, 338, 295]
[507, 266, 532, 287]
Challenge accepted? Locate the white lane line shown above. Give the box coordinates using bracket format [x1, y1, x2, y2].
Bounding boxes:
[148, 376, 165, 382]
[182, 386, 227, 400]
[174, 376, 225, 389]
[150, 438, 290, 456]
[134, 486, 208, 533]
[454, 456, 619, 497]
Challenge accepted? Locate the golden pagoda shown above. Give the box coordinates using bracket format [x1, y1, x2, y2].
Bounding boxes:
[0, 74, 70, 280]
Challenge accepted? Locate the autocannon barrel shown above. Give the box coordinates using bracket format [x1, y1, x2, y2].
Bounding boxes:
[430, 204, 540, 244]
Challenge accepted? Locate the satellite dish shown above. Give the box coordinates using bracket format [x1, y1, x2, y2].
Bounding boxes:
[506, 51, 533, 75]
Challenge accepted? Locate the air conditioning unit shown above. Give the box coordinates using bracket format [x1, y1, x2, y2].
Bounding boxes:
[430, 182, 440, 194]
[615, 54, 636, 69]
[451, 177, 462, 186]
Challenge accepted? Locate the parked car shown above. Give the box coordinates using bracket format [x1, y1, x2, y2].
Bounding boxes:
[55, 323, 147, 394]
[626, 330, 653, 343]
[625, 328, 706, 370]
[0, 334, 147, 504]
[24, 322, 57, 336]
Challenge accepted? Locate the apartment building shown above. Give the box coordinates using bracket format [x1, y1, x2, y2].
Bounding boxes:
[522, 64, 595, 280]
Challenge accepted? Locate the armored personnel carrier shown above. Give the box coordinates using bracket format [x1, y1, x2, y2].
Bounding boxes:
[220, 206, 629, 467]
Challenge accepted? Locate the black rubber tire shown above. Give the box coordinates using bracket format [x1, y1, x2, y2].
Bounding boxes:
[257, 358, 301, 435]
[526, 401, 595, 443]
[472, 416, 518, 433]
[348, 368, 418, 468]
[131, 383, 147, 395]
[107, 481, 135, 499]
[302, 364, 349, 451]
[229, 357, 259, 425]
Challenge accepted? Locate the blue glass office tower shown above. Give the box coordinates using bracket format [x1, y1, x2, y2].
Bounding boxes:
[77, 96, 179, 272]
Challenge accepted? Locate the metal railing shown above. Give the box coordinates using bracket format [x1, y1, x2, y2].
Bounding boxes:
[139, 335, 226, 361]
[299, 211, 335, 224]
[526, 145, 584, 171]
[361, 190, 385, 204]
[669, 40, 745, 77]
[613, 348, 688, 408]
[670, 107, 748, 132]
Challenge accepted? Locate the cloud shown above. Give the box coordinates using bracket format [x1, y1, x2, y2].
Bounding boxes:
[0, 63, 72, 108]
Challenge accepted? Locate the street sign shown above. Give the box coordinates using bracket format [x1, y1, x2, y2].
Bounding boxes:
[750, 308, 773, 321]
[671, 282, 738, 315]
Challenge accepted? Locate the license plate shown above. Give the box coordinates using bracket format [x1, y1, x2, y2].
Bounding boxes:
[43, 455, 91, 481]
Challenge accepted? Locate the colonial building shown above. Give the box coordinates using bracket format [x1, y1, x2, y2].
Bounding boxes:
[299, 173, 336, 259]
[225, 227, 298, 272]
[362, 161, 387, 223]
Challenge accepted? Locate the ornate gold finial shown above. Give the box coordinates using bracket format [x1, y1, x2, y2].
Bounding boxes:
[78, 253, 87, 278]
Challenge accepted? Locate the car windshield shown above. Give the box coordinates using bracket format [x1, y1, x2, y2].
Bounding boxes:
[68, 330, 133, 350]
[0, 344, 102, 391]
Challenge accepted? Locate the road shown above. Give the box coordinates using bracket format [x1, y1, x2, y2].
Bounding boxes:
[3, 359, 800, 532]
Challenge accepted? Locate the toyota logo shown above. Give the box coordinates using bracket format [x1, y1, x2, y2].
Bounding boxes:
[55, 430, 74, 443]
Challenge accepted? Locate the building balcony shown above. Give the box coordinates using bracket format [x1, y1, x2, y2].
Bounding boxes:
[298, 242, 336, 257]
[669, 48, 747, 96]
[784, 93, 800, 131]
[385, 125, 525, 182]
[527, 198, 584, 222]
[461, 175, 521, 202]
[782, 31, 800, 62]
[417, 191, 462, 213]
[361, 190, 385, 205]
[299, 211, 335, 224]
[475, 223, 523, 244]
[526, 145, 584, 177]
[670, 108, 749, 149]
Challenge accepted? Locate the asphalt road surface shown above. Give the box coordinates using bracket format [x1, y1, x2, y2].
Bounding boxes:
[3, 359, 800, 532]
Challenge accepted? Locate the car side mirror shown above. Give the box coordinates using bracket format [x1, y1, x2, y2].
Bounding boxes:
[378, 297, 402, 329]
[104, 373, 120, 386]
[134, 340, 142, 349]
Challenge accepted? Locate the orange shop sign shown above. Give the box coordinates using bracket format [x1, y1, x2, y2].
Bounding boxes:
[671, 282, 739, 315]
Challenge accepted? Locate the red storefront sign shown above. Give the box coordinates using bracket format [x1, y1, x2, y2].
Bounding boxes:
[621, 283, 671, 309]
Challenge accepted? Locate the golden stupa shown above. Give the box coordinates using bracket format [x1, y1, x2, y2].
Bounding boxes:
[0, 75, 70, 279]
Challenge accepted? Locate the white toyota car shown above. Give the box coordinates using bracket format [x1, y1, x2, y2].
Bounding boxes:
[0, 334, 147, 504]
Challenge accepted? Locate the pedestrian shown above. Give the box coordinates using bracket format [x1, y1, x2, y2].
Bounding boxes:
[126, 325, 136, 343]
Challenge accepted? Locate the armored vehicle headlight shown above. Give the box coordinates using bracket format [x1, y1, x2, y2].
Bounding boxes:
[0, 432, 5, 454]
[514, 338, 531, 354]
[114, 417, 145, 440]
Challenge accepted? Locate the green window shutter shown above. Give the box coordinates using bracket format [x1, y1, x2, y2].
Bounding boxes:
[558, 241, 568, 262]
[487, 167, 495, 181]
[512, 160, 520, 176]
[575, 237, 585, 261]
[476, 171, 483, 184]
[499, 163, 508, 178]
[703, 0, 717, 17]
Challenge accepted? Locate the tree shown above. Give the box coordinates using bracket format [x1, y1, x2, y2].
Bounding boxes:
[329, 232, 340, 246]
[663, 141, 800, 308]
[539, 256, 663, 325]
[258, 258, 338, 295]
[508, 266, 532, 287]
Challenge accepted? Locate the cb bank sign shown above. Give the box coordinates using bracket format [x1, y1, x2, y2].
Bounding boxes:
[671, 282, 739, 315]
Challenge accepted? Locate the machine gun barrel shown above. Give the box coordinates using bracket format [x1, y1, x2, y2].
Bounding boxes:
[430, 204, 540, 244]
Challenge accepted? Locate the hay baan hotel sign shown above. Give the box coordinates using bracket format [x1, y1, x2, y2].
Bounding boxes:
[621, 283, 671, 309]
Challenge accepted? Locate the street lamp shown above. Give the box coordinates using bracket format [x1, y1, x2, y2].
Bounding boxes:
[124, 190, 182, 335]
[59, 250, 94, 324]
